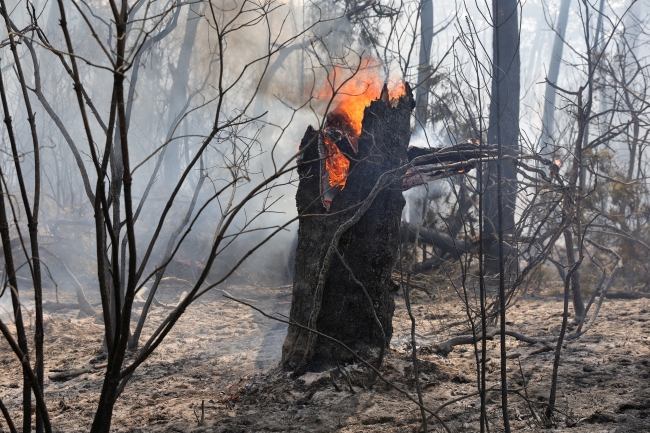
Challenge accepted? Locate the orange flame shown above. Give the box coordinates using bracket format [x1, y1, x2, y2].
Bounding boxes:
[322, 136, 350, 187]
[318, 59, 406, 136]
[316, 58, 407, 189]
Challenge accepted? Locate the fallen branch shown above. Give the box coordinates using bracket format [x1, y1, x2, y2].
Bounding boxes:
[426, 271, 621, 357]
[159, 276, 194, 287]
[412, 256, 446, 274]
[400, 223, 475, 258]
[48, 363, 107, 381]
[423, 329, 498, 356]
[425, 328, 559, 356]
[42, 302, 79, 311]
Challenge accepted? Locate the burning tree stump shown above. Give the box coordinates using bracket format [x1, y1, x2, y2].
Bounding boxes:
[282, 82, 491, 372]
[281, 85, 414, 371]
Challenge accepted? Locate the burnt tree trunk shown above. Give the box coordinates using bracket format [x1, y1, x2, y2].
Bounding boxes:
[281, 88, 414, 371]
[484, 0, 520, 277]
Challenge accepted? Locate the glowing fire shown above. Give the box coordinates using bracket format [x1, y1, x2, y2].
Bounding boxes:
[322, 136, 350, 187]
[316, 57, 407, 191]
[319, 59, 407, 137]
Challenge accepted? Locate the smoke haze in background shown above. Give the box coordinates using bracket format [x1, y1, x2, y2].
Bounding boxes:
[1, 0, 648, 310]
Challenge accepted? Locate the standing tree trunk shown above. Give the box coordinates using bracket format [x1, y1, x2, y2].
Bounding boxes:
[282, 86, 414, 371]
[163, 4, 203, 187]
[484, 0, 520, 277]
[539, 0, 572, 157]
[414, 0, 433, 130]
[0, 4, 45, 430]
[485, 1, 520, 430]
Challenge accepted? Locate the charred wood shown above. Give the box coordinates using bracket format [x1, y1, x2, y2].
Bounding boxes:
[423, 328, 557, 357]
[406, 142, 491, 165]
[399, 223, 476, 258]
[402, 143, 495, 189]
[282, 85, 413, 371]
[412, 256, 445, 273]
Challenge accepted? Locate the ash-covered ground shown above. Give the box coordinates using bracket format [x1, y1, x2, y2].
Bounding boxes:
[1, 281, 649, 432]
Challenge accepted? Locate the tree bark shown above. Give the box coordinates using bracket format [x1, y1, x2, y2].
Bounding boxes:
[282, 88, 414, 371]
[539, 0, 572, 156]
[414, 0, 433, 130]
[163, 4, 203, 187]
[484, 0, 520, 278]
[486, 1, 520, 431]
[563, 229, 585, 318]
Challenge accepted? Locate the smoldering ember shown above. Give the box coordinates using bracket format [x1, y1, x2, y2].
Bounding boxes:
[1, 0, 650, 433]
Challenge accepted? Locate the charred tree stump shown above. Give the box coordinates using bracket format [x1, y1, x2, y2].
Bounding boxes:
[281, 82, 492, 372]
[281, 86, 414, 371]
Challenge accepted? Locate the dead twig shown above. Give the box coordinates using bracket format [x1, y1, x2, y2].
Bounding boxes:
[337, 364, 356, 393]
[517, 357, 541, 426]
[193, 400, 205, 426]
[330, 371, 342, 392]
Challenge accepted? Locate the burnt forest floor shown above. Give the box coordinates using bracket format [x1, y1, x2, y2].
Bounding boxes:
[1, 279, 650, 433]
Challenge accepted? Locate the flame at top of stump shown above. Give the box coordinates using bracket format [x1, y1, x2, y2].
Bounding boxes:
[315, 62, 409, 209]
